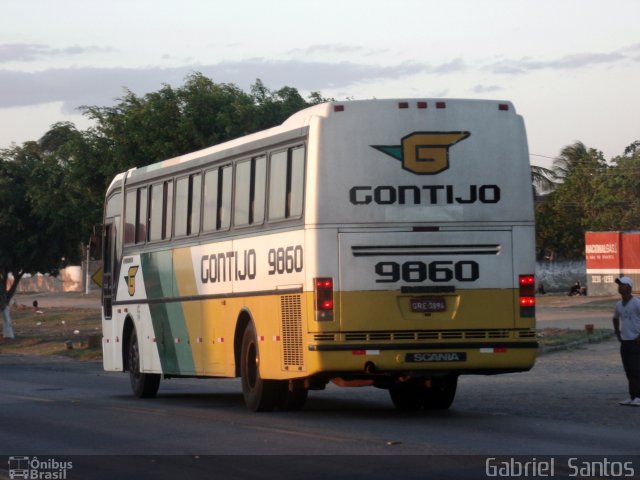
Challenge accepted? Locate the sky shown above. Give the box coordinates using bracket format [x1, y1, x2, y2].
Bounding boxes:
[1, 0, 639, 168]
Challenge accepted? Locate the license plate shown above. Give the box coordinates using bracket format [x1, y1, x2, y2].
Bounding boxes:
[410, 297, 446, 312]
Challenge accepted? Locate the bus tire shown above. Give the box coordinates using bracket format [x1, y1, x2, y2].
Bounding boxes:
[389, 381, 423, 410]
[421, 374, 458, 410]
[128, 329, 160, 398]
[240, 323, 281, 412]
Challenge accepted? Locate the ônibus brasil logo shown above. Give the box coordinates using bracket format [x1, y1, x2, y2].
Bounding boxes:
[8, 456, 73, 479]
[372, 131, 470, 174]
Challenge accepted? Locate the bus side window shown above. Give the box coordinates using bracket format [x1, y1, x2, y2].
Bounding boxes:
[190, 173, 201, 235]
[124, 190, 136, 245]
[175, 174, 201, 237]
[234, 155, 266, 227]
[136, 187, 147, 244]
[268, 146, 305, 221]
[148, 180, 173, 241]
[149, 183, 163, 241]
[219, 165, 232, 230]
[175, 177, 189, 237]
[289, 146, 305, 218]
[268, 151, 287, 221]
[163, 180, 173, 239]
[234, 159, 251, 226]
[203, 169, 218, 232]
[253, 156, 266, 223]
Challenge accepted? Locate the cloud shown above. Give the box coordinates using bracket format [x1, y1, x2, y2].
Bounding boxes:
[0, 43, 116, 63]
[487, 49, 631, 75]
[0, 42, 635, 113]
[471, 84, 503, 94]
[430, 58, 467, 74]
[287, 43, 370, 56]
[0, 59, 434, 111]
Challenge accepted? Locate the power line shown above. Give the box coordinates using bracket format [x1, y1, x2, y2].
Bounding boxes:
[530, 153, 556, 160]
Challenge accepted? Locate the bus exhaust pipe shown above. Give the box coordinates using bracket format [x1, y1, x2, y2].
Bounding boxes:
[364, 361, 377, 374]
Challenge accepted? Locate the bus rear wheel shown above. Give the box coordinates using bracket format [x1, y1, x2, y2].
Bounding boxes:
[389, 380, 423, 410]
[240, 323, 282, 411]
[128, 329, 160, 398]
[421, 374, 458, 410]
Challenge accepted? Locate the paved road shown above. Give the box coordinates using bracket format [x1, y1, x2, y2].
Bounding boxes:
[2, 292, 635, 479]
[1, 336, 639, 479]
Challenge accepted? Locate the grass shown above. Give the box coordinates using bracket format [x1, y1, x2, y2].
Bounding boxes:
[0, 305, 102, 361]
[537, 327, 613, 352]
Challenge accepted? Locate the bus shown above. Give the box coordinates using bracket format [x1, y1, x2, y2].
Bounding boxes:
[101, 99, 537, 411]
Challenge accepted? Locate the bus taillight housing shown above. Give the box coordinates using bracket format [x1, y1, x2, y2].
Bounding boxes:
[519, 274, 535, 318]
[314, 277, 334, 321]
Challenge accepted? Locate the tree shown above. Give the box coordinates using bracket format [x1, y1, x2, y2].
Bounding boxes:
[0, 140, 86, 334]
[535, 140, 640, 259]
[80, 73, 324, 180]
[607, 142, 640, 230]
[531, 164, 554, 196]
[535, 142, 606, 258]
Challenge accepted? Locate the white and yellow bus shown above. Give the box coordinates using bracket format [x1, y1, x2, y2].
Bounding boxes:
[102, 99, 537, 411]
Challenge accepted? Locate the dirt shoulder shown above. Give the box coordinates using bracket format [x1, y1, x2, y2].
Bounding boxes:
[1, 292, 102, 360]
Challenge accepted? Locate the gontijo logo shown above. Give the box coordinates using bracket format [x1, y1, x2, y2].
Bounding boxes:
[125, 266, 139, 296]
[373, 131, 470, 174]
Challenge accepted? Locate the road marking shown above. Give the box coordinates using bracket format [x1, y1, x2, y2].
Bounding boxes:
[246, 425, 352, 443]
[107, 406, 170, 417]
[0, 393, 54, 403]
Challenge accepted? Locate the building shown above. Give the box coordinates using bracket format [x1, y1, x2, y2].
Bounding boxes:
[585, 231, 640, 295]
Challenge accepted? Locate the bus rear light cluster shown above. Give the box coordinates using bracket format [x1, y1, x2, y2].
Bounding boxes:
[314, 277, 334, 321]
[519, 274, 535, 318]
[396, 101, 445, 109]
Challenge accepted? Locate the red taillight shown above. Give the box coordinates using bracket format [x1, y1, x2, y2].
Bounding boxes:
[520, 297, 535, 306]
[499, 103, 509, 111]
[333, 105, 344, 112]
[519, 274, 535, 318]
[436, 101, 446, 109]
[398, 102, 409, 109]
[315, 277, 334, 321]
[417, 101, 427, 109]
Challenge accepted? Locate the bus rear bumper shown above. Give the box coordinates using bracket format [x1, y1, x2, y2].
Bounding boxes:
[305, 342, 538, 377]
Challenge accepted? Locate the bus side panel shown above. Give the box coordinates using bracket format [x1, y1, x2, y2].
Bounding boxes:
[189, 230, 308, 379]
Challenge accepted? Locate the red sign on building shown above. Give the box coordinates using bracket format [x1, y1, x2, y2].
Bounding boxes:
[586, 231, 639, 295]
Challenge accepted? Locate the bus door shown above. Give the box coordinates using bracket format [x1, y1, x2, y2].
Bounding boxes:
[102, 218, 119, 319]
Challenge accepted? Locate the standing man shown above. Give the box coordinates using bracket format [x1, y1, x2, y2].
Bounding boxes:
[612, 276, 640, 406]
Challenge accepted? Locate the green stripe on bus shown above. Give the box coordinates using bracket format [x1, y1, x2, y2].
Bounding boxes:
[142, 252, 196, 375]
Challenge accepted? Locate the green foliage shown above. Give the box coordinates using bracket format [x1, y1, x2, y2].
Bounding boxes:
[535, 141, 640, 259]
[80, 73, 325, 180]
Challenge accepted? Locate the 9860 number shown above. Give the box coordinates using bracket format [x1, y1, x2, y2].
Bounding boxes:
[375, 260, 479, 283]
[268, 245, 304, 275]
